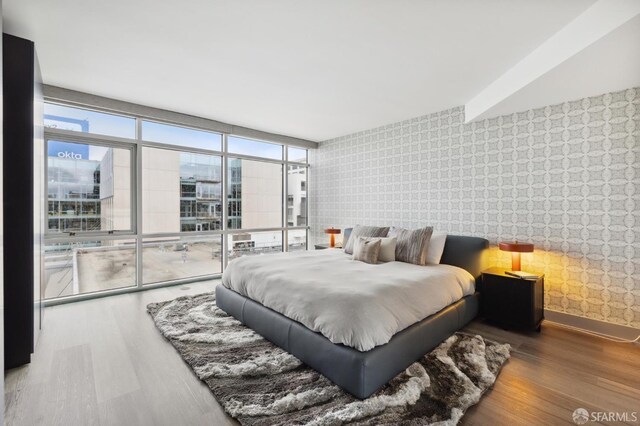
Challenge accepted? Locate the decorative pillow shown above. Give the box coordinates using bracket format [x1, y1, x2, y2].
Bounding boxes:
[426, 231, 447, 264]
[342, 228, 353, 249]
[352, 237, 381, 264]
[344, 225, 390, 254]
[375, 237, 397, 262]
[387, 226, 434, 265]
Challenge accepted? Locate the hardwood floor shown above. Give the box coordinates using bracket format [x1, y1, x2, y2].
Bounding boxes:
[5, 281, 639, 426]
[461, 322, 640, 426]
[5, 281, 236, 426]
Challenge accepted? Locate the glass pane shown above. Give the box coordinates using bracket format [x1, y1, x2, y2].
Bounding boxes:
[288, 146, 307, 163]
[141, 121, 222, 151]
[287, 165, 307, 226]
[142, 148, 222, 234]
[287, 229, 306, 252]
[44, 239, 136, 299]
[228, 158, 282, 229]
[44, 103, 136, 139]
[142, 236, 222, 284]
[228, 231, 283, 261]
[228, 136, 282, 160]
[47, 140, 132, 233]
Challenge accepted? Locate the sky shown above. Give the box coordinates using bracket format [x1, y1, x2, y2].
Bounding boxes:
[44, 103, 307, 162]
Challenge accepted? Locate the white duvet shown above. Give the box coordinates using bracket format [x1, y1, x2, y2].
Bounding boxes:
[221, 249, 475, 351]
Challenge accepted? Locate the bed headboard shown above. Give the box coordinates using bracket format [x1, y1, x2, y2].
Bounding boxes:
[341, 228, 487, 279]
[439, 235, 488, 280]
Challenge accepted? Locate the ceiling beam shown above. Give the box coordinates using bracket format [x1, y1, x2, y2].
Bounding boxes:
[464, 0, 640, 123]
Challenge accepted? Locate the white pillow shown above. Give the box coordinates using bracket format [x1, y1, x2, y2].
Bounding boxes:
[361, 237, 396, 262]
[426, 231, 447, 264]
[376, 237, 397, 262]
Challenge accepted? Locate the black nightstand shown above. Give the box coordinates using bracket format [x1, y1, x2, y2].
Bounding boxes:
[314, 244, 342, 250]
[481, 267, 544, 332]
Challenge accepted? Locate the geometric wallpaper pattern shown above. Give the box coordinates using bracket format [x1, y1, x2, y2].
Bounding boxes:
[310, 88, 640, 329]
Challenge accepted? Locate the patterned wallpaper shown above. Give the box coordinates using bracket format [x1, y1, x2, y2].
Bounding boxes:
[310, 88, 640, 329]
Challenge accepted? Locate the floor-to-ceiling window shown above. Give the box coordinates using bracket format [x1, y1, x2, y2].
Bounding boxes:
[42, 102, 309, 303]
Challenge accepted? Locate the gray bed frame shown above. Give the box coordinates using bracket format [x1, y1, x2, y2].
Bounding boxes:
[216, 233, 489, 399]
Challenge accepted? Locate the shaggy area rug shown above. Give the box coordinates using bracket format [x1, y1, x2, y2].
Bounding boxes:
[148, 292, 511, 425]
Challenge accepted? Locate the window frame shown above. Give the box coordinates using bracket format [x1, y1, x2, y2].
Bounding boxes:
[140, 146, 224, 235]
[44, 101, 137, 139]
[227, 134, 284, 161]
[44, 132, 137, 238]
[42, 101, 311, 306]
[140, 118, 223, 152]
[226, 156, 284, 231]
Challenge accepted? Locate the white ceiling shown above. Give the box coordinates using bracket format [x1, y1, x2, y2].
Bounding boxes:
[476, 14, 640, 119]
[4, 0, 601, 141]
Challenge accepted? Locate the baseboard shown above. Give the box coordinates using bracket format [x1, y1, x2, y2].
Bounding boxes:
[544, 310, 640, 342]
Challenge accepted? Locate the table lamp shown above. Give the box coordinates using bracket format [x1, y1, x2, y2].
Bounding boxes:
[499, 240, 534, 271]
[324, 228, 341, 248]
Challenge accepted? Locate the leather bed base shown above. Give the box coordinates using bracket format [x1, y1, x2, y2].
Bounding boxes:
[216, 284, 479, 399]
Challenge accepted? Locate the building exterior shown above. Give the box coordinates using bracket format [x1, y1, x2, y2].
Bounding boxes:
[141, 148, 180, 234]
[235, 160, 282, 229]
[287, 165, 307, 227]
[100, 148, 131, 231]
[47, 145, 306, 252]
[179, 152, 223, 232]
[228, 158, 242, 229]
[47, 143, 102, 233]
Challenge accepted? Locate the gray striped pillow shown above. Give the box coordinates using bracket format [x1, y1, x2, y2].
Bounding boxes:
[352, 237, 381, 264]
[344, 225, 390, 254]
[388, 226, 434, 265]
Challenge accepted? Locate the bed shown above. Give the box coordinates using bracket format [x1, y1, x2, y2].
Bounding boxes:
[216, 232, 488, 399]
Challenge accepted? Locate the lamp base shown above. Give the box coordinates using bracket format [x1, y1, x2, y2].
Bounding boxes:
[329, 234, 336, 248]
[511, 252, 521, 271]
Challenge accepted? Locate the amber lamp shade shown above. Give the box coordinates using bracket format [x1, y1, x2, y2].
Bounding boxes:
[499, 241, 534, 271]
[324, 228, 341, 248]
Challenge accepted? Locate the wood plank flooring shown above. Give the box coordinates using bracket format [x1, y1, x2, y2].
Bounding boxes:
[5, 281, 639, 426]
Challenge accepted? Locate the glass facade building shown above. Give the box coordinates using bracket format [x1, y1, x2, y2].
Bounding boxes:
[47, 156, 102, 233]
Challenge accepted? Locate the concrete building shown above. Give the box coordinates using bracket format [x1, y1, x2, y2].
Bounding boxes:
[142, 148, 181, 234]
[100, 148, 131, 231]
[287, 165, 307, 227]
[236, 160, 282, 229]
